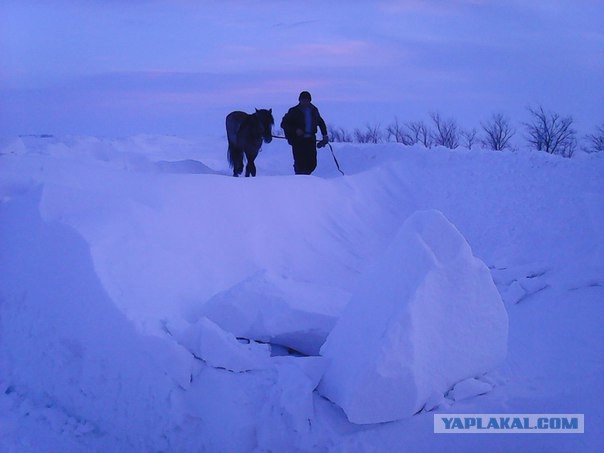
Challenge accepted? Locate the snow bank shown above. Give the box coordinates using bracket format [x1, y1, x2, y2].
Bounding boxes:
[0, 189, 193, 449]
[318, 210, 508, 424]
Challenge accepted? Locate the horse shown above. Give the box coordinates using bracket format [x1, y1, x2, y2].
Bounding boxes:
[226, 108, 274, 177]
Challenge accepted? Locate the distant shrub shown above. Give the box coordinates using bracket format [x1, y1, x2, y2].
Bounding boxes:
[461, 128, 478, 150]
[353, 123, 383, 144]
[481, 113, 515, 151]
[327, 108, 598, 157]
[585, 124, 604, 153]
[405, 120, 433, 148]
[328, 125, 354, 143]
[524, 105, 577, 157]
[430, 112, 459, 149]
[386, 118, 413, 145]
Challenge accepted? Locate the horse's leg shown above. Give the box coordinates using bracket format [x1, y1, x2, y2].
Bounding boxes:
[245, 162, 256, 177]
[235, 157, 244, 176]
[245, 150, 257, 177]
[244, 149, 251, 177]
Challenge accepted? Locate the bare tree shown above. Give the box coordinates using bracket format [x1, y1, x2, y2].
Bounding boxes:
[430, 112, 459, 149]
[353, 123, 383, 143]
[524, 105, 577, 157]
[405, 120, 432, 148]
[386, 117, 413, 144]
[461, 128, 478, 149]
[585, 123, 604, 153]
[481, 113, 515, 151]
[328, 125, 353, 143]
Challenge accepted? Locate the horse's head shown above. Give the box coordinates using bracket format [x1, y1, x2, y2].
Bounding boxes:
[255, 108, 274, 144]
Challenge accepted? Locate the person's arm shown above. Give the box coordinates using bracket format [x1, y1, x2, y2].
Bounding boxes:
[318, 114, 328, 137]
[281, 111, 294, 140]
[316, 108, 329, 146]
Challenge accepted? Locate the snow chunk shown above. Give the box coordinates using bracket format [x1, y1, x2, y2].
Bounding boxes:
[256, 356, 327, 450]
[199, 270, 350, 356]
[448, 377, 493, 402]
[318, 210, 508, 424]
[492, 264, 550, 304]
[501, 280, 526, 305]
[178, 317, 271, 372]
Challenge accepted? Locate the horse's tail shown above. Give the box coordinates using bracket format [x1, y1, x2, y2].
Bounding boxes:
[226, 111, 241, 168]
[226, 143, 235, 168]
[227, 142, 245, 176]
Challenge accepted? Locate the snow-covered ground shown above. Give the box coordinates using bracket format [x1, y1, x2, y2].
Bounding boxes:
[1, 134, 602, 451]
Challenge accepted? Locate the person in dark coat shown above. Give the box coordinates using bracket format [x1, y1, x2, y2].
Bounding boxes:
[280, 91, 329, 175]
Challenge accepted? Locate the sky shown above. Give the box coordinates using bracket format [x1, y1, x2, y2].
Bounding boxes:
[1, 0, 603, 138]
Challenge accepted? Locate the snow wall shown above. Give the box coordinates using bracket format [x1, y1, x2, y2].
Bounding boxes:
[0, 189, 193, 449]
[0, 186, 508, 432]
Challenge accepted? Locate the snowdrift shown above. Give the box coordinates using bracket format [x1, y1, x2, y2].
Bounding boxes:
[1, 135, 602, 451]
[0, 188, 192, 449]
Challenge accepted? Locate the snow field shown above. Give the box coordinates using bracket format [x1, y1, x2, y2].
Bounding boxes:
[0, 135, 602, 451]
